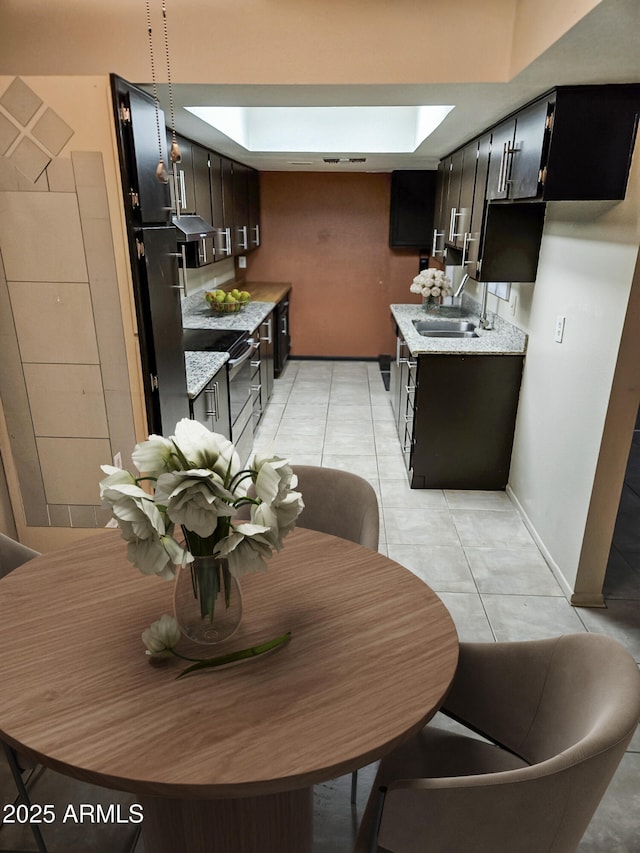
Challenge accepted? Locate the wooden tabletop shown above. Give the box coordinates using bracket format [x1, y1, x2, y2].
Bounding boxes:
[0, 528, 458, 800]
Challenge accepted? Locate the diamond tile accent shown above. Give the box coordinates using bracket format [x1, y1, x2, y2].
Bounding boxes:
[0, 77, 42, 125]
[0, 111, 19, 155]
[31, 106, 74, 155]
[8, 136, 50, 183]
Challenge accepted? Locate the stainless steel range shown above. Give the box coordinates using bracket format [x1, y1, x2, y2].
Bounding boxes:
[182, 328, 259, 462]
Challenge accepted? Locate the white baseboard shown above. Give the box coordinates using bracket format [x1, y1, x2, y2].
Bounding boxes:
[505, 484, 576, 602]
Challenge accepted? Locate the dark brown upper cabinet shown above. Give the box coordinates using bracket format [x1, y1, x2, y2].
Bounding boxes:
[388, 170, 436, 249]
[486, 85, 640, 203]
[432, 83, 640, 281]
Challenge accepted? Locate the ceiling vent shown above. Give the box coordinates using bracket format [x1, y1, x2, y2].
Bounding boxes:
[323, 157, 367, 164]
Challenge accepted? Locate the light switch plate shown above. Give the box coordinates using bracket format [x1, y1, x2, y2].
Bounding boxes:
[555, 315, 566, 343]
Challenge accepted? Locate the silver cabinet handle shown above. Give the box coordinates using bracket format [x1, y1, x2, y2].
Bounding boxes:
[449, 208, 465, 241]
[238, 225, 248, 250]
[260, 317, 273, 344]
[218, 228, 232, 256]
[432, 228, 445, 257]
[252, 224, 260, 246]
[461, 232, 477, 267]
[170, 245, 187, 294]
[204, 384, 218, 419]
[179, 170, 187, 209]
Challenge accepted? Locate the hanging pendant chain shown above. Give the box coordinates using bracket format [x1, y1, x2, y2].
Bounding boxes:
[145, 0, 164, 167]
[162, 0, 177, 150]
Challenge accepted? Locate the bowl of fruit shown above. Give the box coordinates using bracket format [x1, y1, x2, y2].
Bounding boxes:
[204, 288, 251, 313]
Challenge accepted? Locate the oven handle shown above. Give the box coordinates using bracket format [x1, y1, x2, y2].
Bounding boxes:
[228, 338, 259, 380]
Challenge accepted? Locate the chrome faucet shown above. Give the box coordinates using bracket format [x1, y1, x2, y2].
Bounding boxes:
[454, 272, 492, 330]
[454, 273, 470, 299]
[479, 281, 493, 330]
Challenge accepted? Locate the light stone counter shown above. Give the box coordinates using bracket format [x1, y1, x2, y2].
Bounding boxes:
[184, 351, 229, 399]
[182, 293, 275, 333]
[391, 298, 527, 357]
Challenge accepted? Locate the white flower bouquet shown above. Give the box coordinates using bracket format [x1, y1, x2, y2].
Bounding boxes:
[99, 418, 303, 673]
[409, 268, 453, 301]
[99, 418, 304, 580]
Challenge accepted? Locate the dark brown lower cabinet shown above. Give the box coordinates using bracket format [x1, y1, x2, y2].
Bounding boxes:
[189, 365, 231, 440]
[407, 354, 524, 490]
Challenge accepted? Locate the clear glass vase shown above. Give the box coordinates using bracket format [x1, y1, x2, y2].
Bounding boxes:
[173, 555, 242, 645]
[422, 294, 443, 313]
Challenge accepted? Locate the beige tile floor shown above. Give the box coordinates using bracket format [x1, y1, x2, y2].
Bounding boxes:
[1, 358, 638, 852]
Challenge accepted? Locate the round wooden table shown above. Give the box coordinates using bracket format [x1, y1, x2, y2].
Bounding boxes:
[0, 528, 458, 852]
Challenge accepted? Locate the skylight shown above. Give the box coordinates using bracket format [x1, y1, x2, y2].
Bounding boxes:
[184, 105, 454, 153]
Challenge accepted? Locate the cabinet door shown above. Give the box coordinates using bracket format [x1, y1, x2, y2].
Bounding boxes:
[192, 145, 213, 222]
[169, 135, 196, 214]
[444, 151, 463, 244]
[452, 141, 478, 250]
[274, 298, 290, 377]
[464, 134, 490, 274]
[248, 168, 261, 249]
[486, 119, 516, 201]
[111, 77, 171, 225]
[388, 171, 436, 249]
[221, 157, 235, 255]
[190, 368, 231, 440]
[259, 312, 274, 408]
[233, 162, 250, 253]
[509, 98, 552, 200]
[432, 159, 449, 259]
[209, 154, 235, 257]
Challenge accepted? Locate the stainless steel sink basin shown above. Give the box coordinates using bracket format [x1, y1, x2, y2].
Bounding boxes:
[412, 319, 479, 338]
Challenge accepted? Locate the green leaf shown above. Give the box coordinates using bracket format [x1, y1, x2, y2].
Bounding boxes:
[175, 632, 292, 679]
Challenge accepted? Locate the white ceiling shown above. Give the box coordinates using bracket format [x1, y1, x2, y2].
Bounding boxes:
[146, 0, 640, 172]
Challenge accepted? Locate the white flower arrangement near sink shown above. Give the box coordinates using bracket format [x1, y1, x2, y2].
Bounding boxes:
[410, 268, 453, 308]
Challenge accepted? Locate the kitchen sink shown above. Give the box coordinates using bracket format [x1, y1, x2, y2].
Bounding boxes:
[412, 319, 479, 338]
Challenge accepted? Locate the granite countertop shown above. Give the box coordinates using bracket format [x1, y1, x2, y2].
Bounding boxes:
[391, 300, 527, 356]
[182, 293, 275, 333]
[184, 351, 229, 399]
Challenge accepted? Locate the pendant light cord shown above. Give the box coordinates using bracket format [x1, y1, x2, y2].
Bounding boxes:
[145, 0, 164, 171]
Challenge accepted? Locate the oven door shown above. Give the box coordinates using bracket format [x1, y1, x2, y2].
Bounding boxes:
[227, 337, 260, 463]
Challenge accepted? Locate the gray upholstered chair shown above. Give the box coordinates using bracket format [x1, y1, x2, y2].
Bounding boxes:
[356, 633, 640, 853]
[291, 466, 379, 803]
[0, 532, 48, 853]
[292, 465, 379, 552]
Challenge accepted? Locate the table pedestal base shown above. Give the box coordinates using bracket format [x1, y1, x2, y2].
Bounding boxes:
[139, 787, 313, 853]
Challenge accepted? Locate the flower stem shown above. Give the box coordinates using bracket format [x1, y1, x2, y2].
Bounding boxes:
[175, 631, 292, 679]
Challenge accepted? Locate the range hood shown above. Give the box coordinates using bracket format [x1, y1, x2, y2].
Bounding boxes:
[172, 214, 215, 242]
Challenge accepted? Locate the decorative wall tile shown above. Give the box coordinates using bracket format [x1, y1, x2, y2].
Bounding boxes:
[0, 192, 87, 282]
[46, 158, 75, 192]
[69, 506, 98, 527]
[0, 267, 49, 527]
[47, 505, 72, 528]
[9, 281, 99, 364]
[0, 113, 19, 156]
[31, 107, 73, 156]
[23, 364, 109, 438]
[0, 158, 48, 192]
[36, 437, 112, 505]
[0, 78, 42, 126]
[8, 136, 50, 183]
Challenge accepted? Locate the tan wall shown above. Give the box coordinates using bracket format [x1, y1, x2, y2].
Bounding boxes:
[2, 0, 515, 84]
[245, 172, 423, 359]
[510, 0, 603, 76]
[0, 75, 144, 552]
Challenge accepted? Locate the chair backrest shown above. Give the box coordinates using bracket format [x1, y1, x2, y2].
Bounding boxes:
[377, 633, 640, 853]
[444, 634, 640, 766]
[292, 465, 379, 551]
[0, 532, 40, 579]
